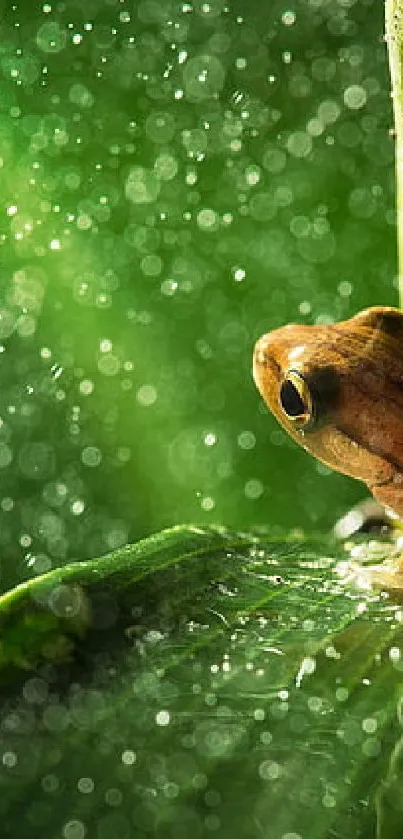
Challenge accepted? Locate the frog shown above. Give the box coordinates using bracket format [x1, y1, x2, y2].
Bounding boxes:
[253, 306, 403, 586]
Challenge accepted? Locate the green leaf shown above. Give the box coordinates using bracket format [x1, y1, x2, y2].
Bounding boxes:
[0, 525, 402, 838]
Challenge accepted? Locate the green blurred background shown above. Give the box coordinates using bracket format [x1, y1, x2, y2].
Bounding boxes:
[0, 0, 397, 591]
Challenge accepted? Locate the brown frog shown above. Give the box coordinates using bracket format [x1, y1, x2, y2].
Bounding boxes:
[253, 306, 403, 520]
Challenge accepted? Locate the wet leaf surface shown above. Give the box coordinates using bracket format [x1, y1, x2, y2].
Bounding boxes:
[0, 525, 403, 838]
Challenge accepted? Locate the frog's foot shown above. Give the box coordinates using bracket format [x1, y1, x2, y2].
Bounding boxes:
[336, 544, 402, 591]
[351, 556, 403, 593]
[334, 498, 401, 540]
[334, 500, 403, 593]
[338, 534, 403, 594]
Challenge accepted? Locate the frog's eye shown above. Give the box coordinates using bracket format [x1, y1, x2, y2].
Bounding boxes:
[279, 370, 314, 428]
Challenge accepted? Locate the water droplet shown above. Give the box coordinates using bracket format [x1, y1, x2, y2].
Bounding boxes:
[237, 431, 255, 450]
[79, 379, 94, 395]
[155, 710, 170, 726]
[77, 777, 94, 794]
[197, 207, 219, 231]
[36, 22, 67, 54]
[232, 266, 245, 282]
[244, 479, 263, 499]
[121, 750, 136, 765]
[125, 166, 160, 204]
[287, 131, 312, 158]
[137, 385, 157, 407]
[282, 10, 296, 25]
[81, 446, 102, 467]
[343, 84, 367, 110]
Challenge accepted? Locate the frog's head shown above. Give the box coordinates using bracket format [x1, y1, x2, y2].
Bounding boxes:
[253, 306, 403, 496]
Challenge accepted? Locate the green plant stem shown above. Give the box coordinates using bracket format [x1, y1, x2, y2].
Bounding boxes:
[386, 0, 403, 306]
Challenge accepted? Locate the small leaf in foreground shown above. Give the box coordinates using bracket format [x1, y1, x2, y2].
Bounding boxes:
[0, 525, 401, 838]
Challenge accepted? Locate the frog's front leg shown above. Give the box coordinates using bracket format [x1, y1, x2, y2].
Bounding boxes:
[335, 497, 403, 592]
[368, 476, 403, 526]
[358, 557, 403, 592]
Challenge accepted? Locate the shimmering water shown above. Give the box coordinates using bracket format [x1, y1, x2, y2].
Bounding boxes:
[0, 0, 396, 591]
